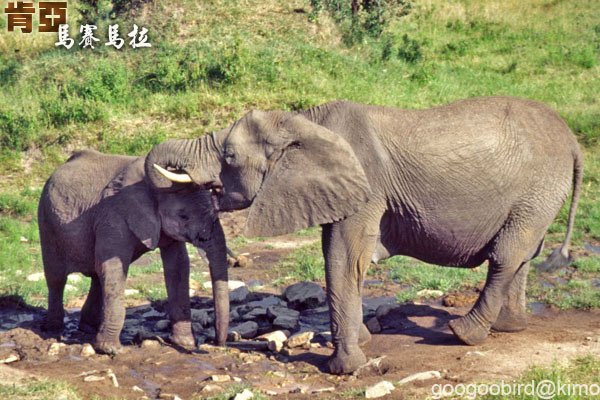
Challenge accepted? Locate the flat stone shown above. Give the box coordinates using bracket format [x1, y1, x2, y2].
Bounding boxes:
[286, 331, 314, 348]
[366, 317, 381, 334]
[241, 307, 268, 321]
[211, 374, 231, 382]
[584, 243, 600, 254]
[365, 381, 395, 398]
[244, 296, 287, 310]
[154, 319, 170, 331]
[362, 297, 397, 316]
[229, 321, 259, 339]
[375, 304, 396, 319]
[267, 305, 300, 320]
[233, 389, 254, 400]
[283, 282, 326, 310]
[230, 286, 250, 303]
[192, 309, 213, 327]
[398, 370, 441, 385]
[141, 309, 164, 319]
[124, 289, 140, 296]
[256, 330, 289, 342]
[273, 315, 299, 330]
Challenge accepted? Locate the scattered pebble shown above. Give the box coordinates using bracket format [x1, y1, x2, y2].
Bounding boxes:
[211, 374, 231, 382]
[80, 343, 96, 357]
[107, 369, 119, 387]
[365, 381, 395, 398]
[416, 289, 444, 298]
[48, 342, 66, 356]
[233, 389, 254, 400]
[83, 375, 105, 382]
[398, 370, 441, 385]
[0, 353, 20, 364]
[201, 384, 222, 393]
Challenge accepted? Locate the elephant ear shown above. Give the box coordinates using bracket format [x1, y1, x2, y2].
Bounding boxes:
[244, 114, 370, 237]
[103, 158, 161, 250]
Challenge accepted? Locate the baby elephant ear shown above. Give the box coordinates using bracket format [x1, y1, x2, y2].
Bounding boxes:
[244, 114, 370, 237]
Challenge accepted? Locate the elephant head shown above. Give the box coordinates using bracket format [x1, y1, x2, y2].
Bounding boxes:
[145, 110, 371, 237]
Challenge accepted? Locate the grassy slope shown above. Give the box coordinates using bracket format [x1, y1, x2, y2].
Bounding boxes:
[0, 0, 599, 308]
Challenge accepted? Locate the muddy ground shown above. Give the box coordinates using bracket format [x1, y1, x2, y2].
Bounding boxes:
[1, 212, 600, 399]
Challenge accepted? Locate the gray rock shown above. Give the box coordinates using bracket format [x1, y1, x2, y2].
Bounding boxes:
[273, 315, 299, 330]
[267, 305, 299, 320]
[283, 282, 326, 310]
[286, 331, 314, 348]
[230, 286, 250, 303]
[154, 319, 170, 331]
[241, 308, 268, 321]
[592, 278, 600, 288]
[192, 309, 214, 327]
[229, 321, 259, 339]
[362, 296, 397, 317]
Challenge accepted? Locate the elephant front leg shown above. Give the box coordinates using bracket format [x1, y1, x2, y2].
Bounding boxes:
[323, 217, 379, 375]
[94, 254, 129, 355]
[160, 241, 194, 348]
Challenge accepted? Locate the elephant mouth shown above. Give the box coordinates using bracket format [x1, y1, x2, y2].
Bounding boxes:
[210, 188, 222, 212]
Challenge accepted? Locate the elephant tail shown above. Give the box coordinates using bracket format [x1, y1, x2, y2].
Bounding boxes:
[538, 148, 583, 272]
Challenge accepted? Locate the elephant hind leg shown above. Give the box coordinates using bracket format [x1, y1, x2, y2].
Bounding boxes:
[491, 261, 529, 333]
[80, 274, 103, 333]
[41, 245, 67, 333]
[449, 226, 545, 345]
[43, 270, 67, 333]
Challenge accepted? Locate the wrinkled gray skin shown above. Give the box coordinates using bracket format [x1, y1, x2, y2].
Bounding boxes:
[145, 96, 583, 374]
[38, 150, 229, 355]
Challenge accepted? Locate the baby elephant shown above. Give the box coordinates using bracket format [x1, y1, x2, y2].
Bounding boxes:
[38, 150, 229, 354]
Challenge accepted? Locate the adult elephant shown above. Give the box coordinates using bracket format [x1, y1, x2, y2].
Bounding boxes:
[39, 150, 229, 354]
[146, 96, 582, 374]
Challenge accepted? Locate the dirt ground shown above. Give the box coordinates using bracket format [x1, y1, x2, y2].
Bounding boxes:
[1, 212, 599, 399]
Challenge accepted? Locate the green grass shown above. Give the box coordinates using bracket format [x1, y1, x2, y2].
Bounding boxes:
[0, 380, 82, 400]
[276, 241, 325, 284]
[383, 256, 488, 303]
[482, 355, 600, 400]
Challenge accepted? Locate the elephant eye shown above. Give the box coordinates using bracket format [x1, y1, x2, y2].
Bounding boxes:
[224, 148, 236, 165]
[177, 211, 189, 221]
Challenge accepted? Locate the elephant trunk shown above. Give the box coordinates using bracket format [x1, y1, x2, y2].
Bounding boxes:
[205, 221, 230, 346]
[145, 136, 222, 190]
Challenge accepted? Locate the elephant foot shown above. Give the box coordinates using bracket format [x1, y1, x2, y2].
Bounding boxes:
[41, 318, 64, 334]
[170, 321, 195, 349]
[327, 345, 367, 375]
[448, 315, 489, 345]
[491, 309, 528, 333]
[358, 323, 372, 345]
[94, 334, 122, 356]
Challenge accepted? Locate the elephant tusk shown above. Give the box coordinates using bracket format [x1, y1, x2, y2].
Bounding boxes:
[153, 164, 193, 183]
